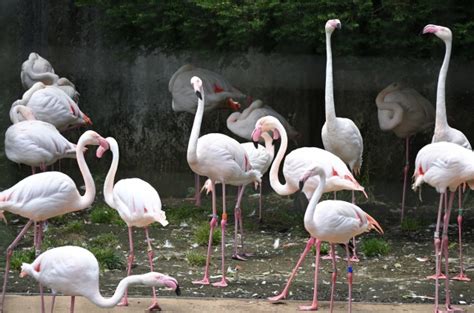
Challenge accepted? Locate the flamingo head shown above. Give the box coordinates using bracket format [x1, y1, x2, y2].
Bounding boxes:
[79, 130, 109, 151]
[95, 137, 119, 159]
[19, 263, 35, 278]
[251, 116, 281, 148]
[140, 272, 181, 296]
[190, 76, 203, 100]
[422, 24, 452, 41]
[298, 164, 326, 190]
[325, 19, 341, 33]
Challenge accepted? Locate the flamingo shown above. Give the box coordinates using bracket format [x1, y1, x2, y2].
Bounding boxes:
[0, 130, 108, 313]
[21, 52, 80, 102]
[226, 99, 299, 141]
[19, 246, 180, 313]
[5, 105, 77, 173]
[269, 164, 383, 312]
[95, 136, 169, 310]
[376, 82, 435, 222]
[12, 82, 91, 132]
[202, 131, 274, 259]
[187, 76, 261, 287]
[423, 24, 472, 282]
[412, 141, 474, 312]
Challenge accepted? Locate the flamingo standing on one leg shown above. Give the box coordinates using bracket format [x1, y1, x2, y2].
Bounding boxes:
[320, 19, 364, 261]
[270, 164, 383, 312]
[95, 137, 169, 310]
[376, 82, 435, 222]
[187, 76, 261, 287]
[413, 141, 474, 312]
[423, 24, 472, 282]
[19, 246, 180, 313]
[0, 130, 108, 313]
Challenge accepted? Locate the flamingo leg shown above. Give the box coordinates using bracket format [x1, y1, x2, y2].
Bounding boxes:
[350, 190, 359, 263]
[193, 180, 217, 285]
[37, 223, 45, 313]
[233, 185, 250, 260]
[258, 183, 263, 223]
[329, 243, 337, 313]
[1, 220, 34, 312]
[428, 193, 446, 281]
[144, 227, 161, 311]
[400, 136, 410, 223]
[70, 296, 75, 313]
[453, 187, 470, 281]
[233, 186, 242, 259]
[346, 244, 353, 313]
[212, 183, 228, 288]
[50, 295, 56, 313]
[299, 239, 321, 311]
[118, 227, 134, 306]
[194, 174, 201, 207]
[268, 237, 316, 303]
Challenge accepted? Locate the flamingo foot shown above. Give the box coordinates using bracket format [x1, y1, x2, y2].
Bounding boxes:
[192, 277, 210, 285]
[349, 255, 360, 263]
[427, 273, 446, 280]
[452, 273, 470, 281]
[232, 254, 248, 261]
[437, 305, 465, 313]
[268, 292, 288, 303]
[147, 300, 161, 311]
[212, 278, 228, 288]
[298, 303, 318, 311]
[117, 298, 129, 307]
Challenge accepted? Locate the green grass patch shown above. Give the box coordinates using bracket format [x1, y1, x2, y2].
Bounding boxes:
[10, 248, 35, 271]
[90, 204, 123, 225]
[186, 251, 206, 267]
[360, 238, 390, 257]
[89, 233, 120, 249]
[165, 204, 209, 223]
[194, 222, 221, 246]
[401, 217, 424, 232]
[62, 220, 85, 233]
[89, 246, 124, 270]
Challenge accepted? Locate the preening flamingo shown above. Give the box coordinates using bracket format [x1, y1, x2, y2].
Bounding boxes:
[0, 130, 108, 313]
[412, 141, 474, 312]
[226, 99, 299, 141]
[187, 76, 261, 287]
[423, 24, 472, 282]
[96, 137, 169, 310]
[376, 82, 435, 222]
[12, 82, 91, 132]
[19, 246, 180, 313]
[269, 165, 383, 312]
[5, 105, 76, 173]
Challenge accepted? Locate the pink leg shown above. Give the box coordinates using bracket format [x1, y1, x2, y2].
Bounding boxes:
[233, 186, 242, 259]
[453, 187, 470, 281]
[258, 183, 263, 223]
[1, 220, 34, 312]
[350, 237, 360, 263]
[212, 183, 228, 288]
[299, 239, 321, 311]
[346, 244, 353, 313]
[400, 136, 410, 223]
[428, 193, 446, 281]
[193, 180, 217, 285]
[145, 227, 161, 311]
[70, 296, 75, 313]
[233, 185, 250, 260]
[269, 237, 316, 303]
[329, 244, 337, 313]
[194, 174, 201, 207]
[238, 185, 252, 258]
[50, 295, 56, 313]
[118, 227, 134, 306]
[36, 221, 45, 313]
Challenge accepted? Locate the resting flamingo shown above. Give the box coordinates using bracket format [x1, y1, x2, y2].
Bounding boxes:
[19, 246, 180, 313]
[269, 164, 383, 312]
[226, 99, 299, 141]
[187, 76, 261, 287]
[0, 130, 108, 313]
[423, 24, 472, 281]
[5, 105, 76, 173]
[12, 82, 91, 132]
[96, 137, 169, 310]
[376, 82, 435, 222]
[413, 141, 474, 312]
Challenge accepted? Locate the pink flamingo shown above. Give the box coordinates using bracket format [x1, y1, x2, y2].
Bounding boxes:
[187, 76, 261, 287]
[0, 130, 108, 313]
[423, 24, 472, 282]
[376, 82, 435, 222]
[19, 246, 180, 313]
[269, 164, 383, 312]
[413, 141, 474, 312]
[96, 137, 169, 310]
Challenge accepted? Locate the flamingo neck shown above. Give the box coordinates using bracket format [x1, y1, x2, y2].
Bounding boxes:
[304, 174, 326, 233]
[435, 38, 451, 132]
[325, 31, 336, 123]
[88, 275, 145, 308]
[187, 93, 204, 165]
[103, 139, 119, 208]
[76, 138, 96, 209]
[17, 82, 46, 106]
[10, 105, 36, 123]
[261, 132, 275, 158]
[268, 121, 294, 195]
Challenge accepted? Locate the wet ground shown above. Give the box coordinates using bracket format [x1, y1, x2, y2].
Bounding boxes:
[1, 188, 473, 307]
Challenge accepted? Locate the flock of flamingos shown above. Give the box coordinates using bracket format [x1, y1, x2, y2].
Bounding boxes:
[0, 19, 473, 313]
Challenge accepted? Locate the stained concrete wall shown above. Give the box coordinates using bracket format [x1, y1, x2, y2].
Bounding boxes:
[0, 0, 472, 198]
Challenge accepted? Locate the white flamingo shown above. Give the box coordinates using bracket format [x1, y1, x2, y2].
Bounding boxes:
[96, 136, 168, 310]
[19, 246, 180, 313]
[187, 76, 261, 287]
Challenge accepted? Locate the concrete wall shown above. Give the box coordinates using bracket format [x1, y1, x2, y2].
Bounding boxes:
[1, 0, 472, 198]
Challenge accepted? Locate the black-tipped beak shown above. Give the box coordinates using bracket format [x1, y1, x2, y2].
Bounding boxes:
[336, 23, 341, 30]
[299, 180, 305, 191]
[253, 141, 259, 149]
[175, 284, 181, 296]
[195, 90, 202, 100]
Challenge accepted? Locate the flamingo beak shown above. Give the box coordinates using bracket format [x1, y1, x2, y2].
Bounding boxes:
[19, 271, 27, 278]
[175, 284, 181, 296]
[422, 24, 437, 34]
[227, 98, 241, 111]
[83, 113, 93, 125]
[98, 137, 109, 151]
[251, 128, 261, 148]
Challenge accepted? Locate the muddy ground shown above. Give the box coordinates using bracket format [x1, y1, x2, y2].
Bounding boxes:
[0, 187, 473, 306]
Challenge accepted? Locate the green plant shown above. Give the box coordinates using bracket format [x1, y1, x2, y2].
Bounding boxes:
[62, 220, 85, 233]
[401, 217, 423, 232]
[90, 233, 120, 249]
[90, 204, 121, 224]
[360, 238, 390, 257]
[186, 251, 207, 267]
[194, 222, 221, 246]
[89, 247, 124, 270]
[10, 249, 35, 271]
